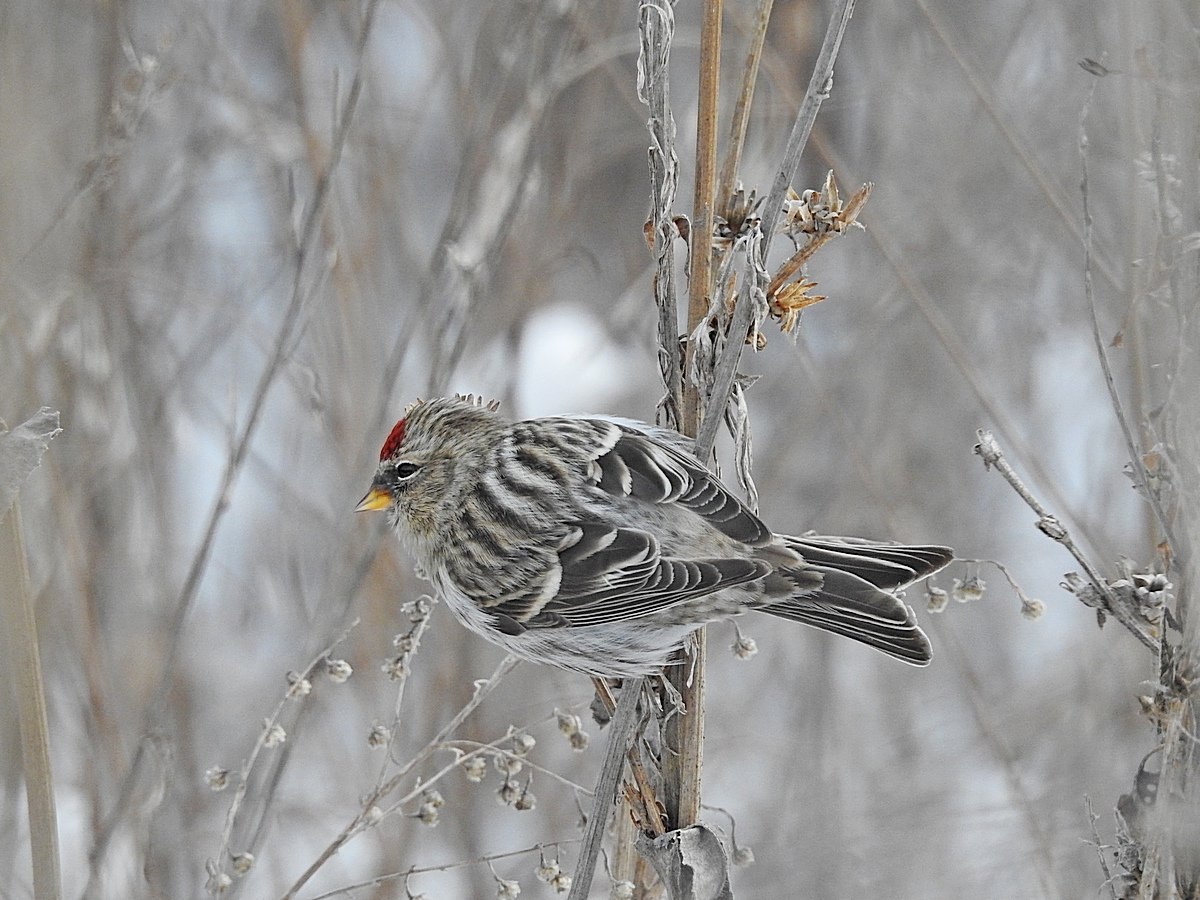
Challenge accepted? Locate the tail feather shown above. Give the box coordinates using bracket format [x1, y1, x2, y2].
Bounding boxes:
[763, 537, 953, 666]
[784, 536, 953, 590]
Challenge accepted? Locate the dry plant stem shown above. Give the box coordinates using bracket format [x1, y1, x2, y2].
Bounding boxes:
[1079, 83, 1181, 563]
[0, 502, 62, 900]
[717, 0, 775, 213]
[974, 429, 1157, 651]
[374, 654, 520, 799]
[765, 228, 838, 297]
[1085, 796, 1121, 900]
[591, 679, 667, 834]
[682, 0, 722, 435]
[305, 839, 582, 900]
[89, 0, 383, 878]
[666, 0, 723, 839]
[698, 0, 856, 460]
[212, 620, 360, 878]
[567, 678, 646, 900]
[281, 654, 520, 900]
[758, 0, 855, 252]
[639, 0, 683, 424]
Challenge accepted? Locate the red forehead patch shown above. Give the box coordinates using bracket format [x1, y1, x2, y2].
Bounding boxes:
[380, 419, 407, 460]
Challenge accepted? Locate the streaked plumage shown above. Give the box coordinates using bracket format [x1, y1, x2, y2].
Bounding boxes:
[359, 395, 953, 677]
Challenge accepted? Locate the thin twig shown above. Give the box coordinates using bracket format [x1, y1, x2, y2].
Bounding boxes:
[717, 0, 775, 213]
[765, 228, 839, 297]
[973, 429, 1157, 651]
[211, 620, 360, 882]
[758, 0, 855, 253]
[281, 653, 520, 900]
[568, 678, 646, 900]
[697, 0, 856, 459]
[1, 502, 63, 900]
[1084, 796, 1121, 900]
[304, 839, 581, 900]
[1079, 80, 1180, 563]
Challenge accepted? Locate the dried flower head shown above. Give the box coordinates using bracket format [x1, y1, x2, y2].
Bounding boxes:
[416, 801, 440, 827]
[263, 722, 286, 748]
[422, 788, 444, 809]
[926, 583, 950, 614]
[496, 877, 521, 899]
[535, 858, 560, 883]
[731, 626, 758, 660]
[555, 708, 582, 736]
[770, 279, 826, 333]
[382, 656, 410, 681]
[325, 658, 353, 683]
[494, 753, 523, 776]
[286, 671, 312, 698]
[733, 845, 755, 866]
[551, 872, 572, 894]
[462, 755, 488, 783]
[555, 709, 590, 750]
[497, 779, 520, 806]
[401, 595, 433, 622]
[779, 171, 870, 239]
[1132, 571, 1171, 608]
[514, 781, 537, 811]
[511, 732, 536, 756]
[204, 766, 230, 791]
[393, 632, 416, 652]
[611, 881, 635, 900]
[1020, 597, 1046, 620]
[952, 575, 986, 603]
[364, 805, 384, 826]
[231, 852, 254, 876]
[368, 722, 390, 749]
[713, 184, 762, 249]
[205, 860, 232, 895]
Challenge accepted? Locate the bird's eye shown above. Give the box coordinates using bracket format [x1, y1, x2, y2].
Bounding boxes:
[395, 461, 422, 480]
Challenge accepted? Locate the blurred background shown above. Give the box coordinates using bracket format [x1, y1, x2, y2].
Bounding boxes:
[2, 0, 1195, 897]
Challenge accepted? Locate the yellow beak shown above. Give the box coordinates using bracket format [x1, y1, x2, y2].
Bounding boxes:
[355, 486, 393, 512]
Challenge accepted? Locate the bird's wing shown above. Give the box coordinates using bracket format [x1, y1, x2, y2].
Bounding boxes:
[485, 520, 769, 632]
[586, 422, 773, 547]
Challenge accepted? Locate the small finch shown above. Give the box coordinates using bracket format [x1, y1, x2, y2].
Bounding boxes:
[358, 395, 952, 677]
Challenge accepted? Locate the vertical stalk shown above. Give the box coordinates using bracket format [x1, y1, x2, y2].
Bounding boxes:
[665, 0, 722, 832]
[1, 502, 63, 900]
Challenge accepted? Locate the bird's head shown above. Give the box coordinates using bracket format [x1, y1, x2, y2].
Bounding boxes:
[357, 395, 503, 535]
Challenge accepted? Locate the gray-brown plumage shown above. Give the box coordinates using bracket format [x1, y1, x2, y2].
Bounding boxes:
[359, 395, 953, 677]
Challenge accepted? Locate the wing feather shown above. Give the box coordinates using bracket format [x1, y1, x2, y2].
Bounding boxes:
[487, 520, 768, 631]
[592, 427, 772, 546]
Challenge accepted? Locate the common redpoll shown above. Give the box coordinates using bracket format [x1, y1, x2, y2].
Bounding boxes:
[357, 396, 952, 677]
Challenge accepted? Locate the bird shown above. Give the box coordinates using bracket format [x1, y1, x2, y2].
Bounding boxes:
[357, 394, 952, 678]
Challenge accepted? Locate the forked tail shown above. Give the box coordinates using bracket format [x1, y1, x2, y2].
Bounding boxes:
[762, 537, 953, 665]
